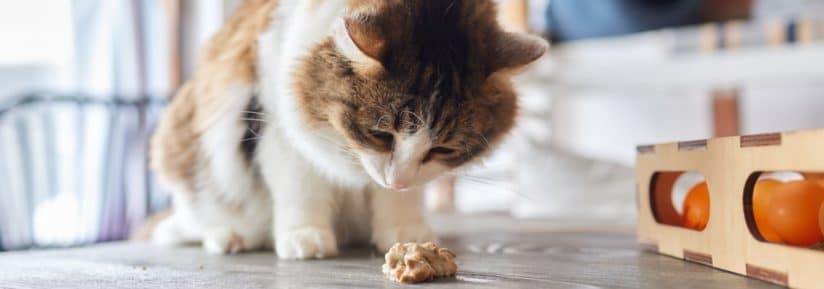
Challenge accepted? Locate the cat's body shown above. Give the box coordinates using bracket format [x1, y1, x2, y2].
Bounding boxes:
[149, 0, 547, 259]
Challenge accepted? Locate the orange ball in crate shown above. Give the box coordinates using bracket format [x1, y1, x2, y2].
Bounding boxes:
[752, 180, 783, 243]
[766, 180, 824, 247]
[683, 182, 710, 230]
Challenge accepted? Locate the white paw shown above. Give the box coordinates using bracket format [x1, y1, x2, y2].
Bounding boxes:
[276, 226, 338, 259]
[372, 223, 436, 253]
[151, 218, 186, 247]
[203, 228, 246, 255]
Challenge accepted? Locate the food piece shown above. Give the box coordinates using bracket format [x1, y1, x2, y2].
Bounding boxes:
[683, 182, 710, 230]
[766, 180, 824, 246]
[382, 242, 457, 283]
[753, 179, 783, 243]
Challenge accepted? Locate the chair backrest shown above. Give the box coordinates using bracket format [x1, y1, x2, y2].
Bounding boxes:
[0, 93, 168, 251]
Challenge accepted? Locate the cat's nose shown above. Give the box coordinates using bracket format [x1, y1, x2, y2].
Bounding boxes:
[385, 164, 413, 191]
[386, 173, 409, 190]
[389, 181, 408, 190]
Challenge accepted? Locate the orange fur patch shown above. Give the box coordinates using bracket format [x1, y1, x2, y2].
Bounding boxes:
[151, 0, 279, 192]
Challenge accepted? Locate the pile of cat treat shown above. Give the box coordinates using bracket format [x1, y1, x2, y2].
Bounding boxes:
[382, 242, 457, 283]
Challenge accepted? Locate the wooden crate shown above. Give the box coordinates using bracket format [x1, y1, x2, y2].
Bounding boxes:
[636, 130, 824, 288]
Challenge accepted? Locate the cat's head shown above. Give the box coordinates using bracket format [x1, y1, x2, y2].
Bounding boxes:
[294, 0, 547, 190]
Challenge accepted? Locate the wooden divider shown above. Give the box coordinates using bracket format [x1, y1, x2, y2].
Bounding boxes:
[637, 129, 824, 288]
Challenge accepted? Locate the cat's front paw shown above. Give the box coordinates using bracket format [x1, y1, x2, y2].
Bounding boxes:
[372, 223, 435, 253]
[151, 217, 187, 247]
[276, 226, 338, 259]
[203, 228, 246, 255]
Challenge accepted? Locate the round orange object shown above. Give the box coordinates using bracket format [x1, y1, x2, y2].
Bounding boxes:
[683, 182, 710, 230]
[766, 180, 824, 247]
[752, 180, 783, 243]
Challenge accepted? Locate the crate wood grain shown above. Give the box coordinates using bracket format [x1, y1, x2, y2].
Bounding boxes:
[637, 129, 824, 288]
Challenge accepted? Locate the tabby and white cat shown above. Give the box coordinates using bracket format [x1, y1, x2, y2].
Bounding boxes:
[149, 0, 547, 259]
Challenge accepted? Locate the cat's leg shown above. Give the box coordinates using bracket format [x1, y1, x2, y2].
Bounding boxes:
[202, 225, 269, 255]
[203, 227, 246, 254]
[151, 209, 199, 247]
[197, 193, 273, 255]
[258, 138, 339, 259]
[370, 187, 435, 252]
[157, 189, 271, 255]
[200, 209, 271, 255]
[271, 171, 339, 259]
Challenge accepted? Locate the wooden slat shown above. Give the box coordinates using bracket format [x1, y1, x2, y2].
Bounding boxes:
[746, 264, 788, 287]
[678, 140, 708, 151]
[637, 145, 655, 154]
[163, 0, 183, 93]
[740, 133, 782, 148]
[499, 0, 529, 33]
[640, 242, 659, 253]
[712, 88, 740, 137]
[684, 250, 713, 266]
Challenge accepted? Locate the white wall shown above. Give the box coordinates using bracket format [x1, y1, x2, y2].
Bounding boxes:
[541, 32, 824, 166]
[0, 1, 73, 101]
[552, 87, 824, 166]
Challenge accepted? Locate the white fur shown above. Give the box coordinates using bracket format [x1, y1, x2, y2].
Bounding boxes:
[153, 85, 272, 255]
[200, 86, 258, 205]
[260, 0, 435, 259]
[358, 130, 451, 190]
[154, 0, 446, 259]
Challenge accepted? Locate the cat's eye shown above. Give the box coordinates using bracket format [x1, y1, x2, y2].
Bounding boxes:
[425, 147, 457, 163]
[429, 147, 456, 155]
[368, 129, 394, 145]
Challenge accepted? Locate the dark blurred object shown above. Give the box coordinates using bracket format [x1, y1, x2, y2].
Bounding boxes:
[546, 0, 754, 42]
[702, 0, 753, 22]
[546, 0, 705, 42]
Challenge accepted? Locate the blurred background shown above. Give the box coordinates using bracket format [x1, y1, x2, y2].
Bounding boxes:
[1, 0, 824, 251]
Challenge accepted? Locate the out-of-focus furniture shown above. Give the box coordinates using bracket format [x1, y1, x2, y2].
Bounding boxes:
[0, 94, 167, 251]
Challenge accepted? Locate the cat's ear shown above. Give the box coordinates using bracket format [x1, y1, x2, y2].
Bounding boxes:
[488, 32, 549, 74]
[334, 16, 385, 67]
[344, 18, 385, 61]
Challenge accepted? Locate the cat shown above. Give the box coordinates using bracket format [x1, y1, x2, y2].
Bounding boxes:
[148, 0, 547, 259]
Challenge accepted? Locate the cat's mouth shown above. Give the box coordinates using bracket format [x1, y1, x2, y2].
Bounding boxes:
[372, 175, 413, 192]
[368, 170, 417, 192]
[387, 184, 413, 192]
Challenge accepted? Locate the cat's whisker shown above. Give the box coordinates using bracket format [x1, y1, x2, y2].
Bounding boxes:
[314, 133, 347, 149]
[478, 133, 491, 149]
[246, 127, 260, 138]
[456, 176, 508, 190]
[375, 115, 390, 128]
[310, 134, 361, 165]
[243, 110, 266, 116]
[403, 110, 426, 127]
[455, 174, 537, 202]
[443, 0, 457, 17]
[241, 117, 267, 123]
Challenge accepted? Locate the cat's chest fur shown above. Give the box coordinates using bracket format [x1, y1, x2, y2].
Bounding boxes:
[256, 0, 373, 189]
